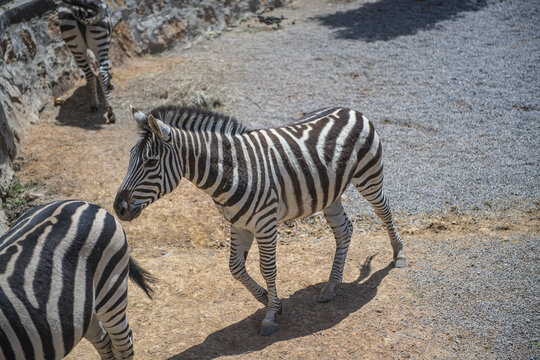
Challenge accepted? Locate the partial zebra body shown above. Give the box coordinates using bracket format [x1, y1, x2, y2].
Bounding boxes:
[0, 200, 154, 359]
[58, 0, 115, 122]
[115, 105, 406, 335]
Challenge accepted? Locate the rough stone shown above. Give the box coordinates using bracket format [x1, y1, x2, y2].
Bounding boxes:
[0, 0, 289, 232]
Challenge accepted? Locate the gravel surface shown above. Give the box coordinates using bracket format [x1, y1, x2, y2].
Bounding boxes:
[161, 1, 539, 357]
[172, 0, 539, 217]
[410, 229, 539, 359]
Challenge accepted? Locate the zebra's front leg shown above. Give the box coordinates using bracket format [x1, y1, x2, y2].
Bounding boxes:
[255, 220, 282, 336]
[229, 226, 268, 304]
[319, 198, 353, 303]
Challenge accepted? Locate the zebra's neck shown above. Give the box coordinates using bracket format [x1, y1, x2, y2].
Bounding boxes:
[176, 127, 240, 205]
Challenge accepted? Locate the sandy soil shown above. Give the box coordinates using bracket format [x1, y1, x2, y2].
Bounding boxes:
[8, 1, 539, 359]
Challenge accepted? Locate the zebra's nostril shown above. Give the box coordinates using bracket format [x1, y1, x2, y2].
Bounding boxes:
[114, 195, 129, 217]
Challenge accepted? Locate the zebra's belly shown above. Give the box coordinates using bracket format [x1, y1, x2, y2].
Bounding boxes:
[276, 186, 346, 223]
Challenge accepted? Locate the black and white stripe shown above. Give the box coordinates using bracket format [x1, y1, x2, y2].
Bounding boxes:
[114, 105, 406, 335]
[58, 0, 115, 122]
[0, 200, 154, 359]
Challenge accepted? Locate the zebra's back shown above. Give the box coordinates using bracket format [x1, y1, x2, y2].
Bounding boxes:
[0, 200, 129, 360]
[216, 107, 378, 224]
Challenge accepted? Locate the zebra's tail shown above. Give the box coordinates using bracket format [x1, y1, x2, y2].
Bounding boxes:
[128, 257, 157, 299]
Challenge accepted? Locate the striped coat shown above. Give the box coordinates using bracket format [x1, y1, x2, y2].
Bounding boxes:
[0, 200, 154, 359]
[115, 105, 406, 335]
[58, 0, 115, 122]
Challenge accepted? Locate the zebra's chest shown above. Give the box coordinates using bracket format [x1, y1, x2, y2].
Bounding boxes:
[212, 202, 236, 223]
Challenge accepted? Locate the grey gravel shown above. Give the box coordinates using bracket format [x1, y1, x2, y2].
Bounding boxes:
[147, 0, 539, 358]
[170, 0, 539, 218]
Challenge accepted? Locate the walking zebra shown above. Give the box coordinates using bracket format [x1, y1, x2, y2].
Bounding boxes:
[0, 200, 154, 359]
[58, 0, 115, 122]
[114, 105, 406, 336]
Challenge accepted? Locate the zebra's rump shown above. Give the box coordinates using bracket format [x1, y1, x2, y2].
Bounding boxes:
[60, 0, 108, 25]
[0, 200, 128, 359]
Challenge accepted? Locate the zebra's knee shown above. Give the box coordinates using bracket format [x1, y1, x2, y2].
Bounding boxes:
[229, 258, 247, 281]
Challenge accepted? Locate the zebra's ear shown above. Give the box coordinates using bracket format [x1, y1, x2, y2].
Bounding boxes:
[148, 114, 171, 141]
[130, 105, 148, 126]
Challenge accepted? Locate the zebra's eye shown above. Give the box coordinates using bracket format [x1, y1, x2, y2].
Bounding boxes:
[145, 159, 159, 167]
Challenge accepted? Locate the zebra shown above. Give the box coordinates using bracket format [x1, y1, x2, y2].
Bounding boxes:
[0, 200, 155, 359]
[58, 0, 115, 122]
[114, 105, 406, 336]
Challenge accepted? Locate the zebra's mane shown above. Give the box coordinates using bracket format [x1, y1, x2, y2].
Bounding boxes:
[138, 105, 249, 138]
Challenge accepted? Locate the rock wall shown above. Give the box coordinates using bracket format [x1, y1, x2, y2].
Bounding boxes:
[0, 0, 288, 232]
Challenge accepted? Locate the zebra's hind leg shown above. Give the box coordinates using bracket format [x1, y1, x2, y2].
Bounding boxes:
[59, 17, 99, 112]
[85, 316, 115, 360]
[95, 278, 135, 359]
[319, 198, 353, 303]
[354, 182, 406, 268]
[96, 305, 134, 359]
[107, 73, 114, 91]
[229, 226, 268, 305]
[76, 52, 99, 112]
[71, 52, 100, 112]
[86, 26, 115, 122]
[88, 76, 100, 113]
[97, 65, 115, 123]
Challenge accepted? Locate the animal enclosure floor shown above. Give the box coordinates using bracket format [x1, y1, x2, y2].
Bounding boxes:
[11, 0, 539, 359]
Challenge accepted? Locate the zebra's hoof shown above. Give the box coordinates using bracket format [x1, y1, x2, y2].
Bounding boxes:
[318, 280, 338, 303]
[260, 319, 279, 336]
[394, 257, 406, 268]
[107, 113, 116, 123]
[318, 291, 336, 303]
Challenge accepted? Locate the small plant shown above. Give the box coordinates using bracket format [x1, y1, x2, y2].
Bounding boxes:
[1, 179, 40, 222]
[2, 181, 30, 208]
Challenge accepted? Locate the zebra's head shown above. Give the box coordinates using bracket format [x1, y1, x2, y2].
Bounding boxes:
[114, 106, 180, 221]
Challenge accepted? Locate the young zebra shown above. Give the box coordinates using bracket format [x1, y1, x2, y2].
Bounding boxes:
[58, 0, 115, 122]
[0, 200, 154, 359]
[114, 105, 406, 336]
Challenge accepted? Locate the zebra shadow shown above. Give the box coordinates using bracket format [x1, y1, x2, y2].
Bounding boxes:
[168, 255, 392, 360]
[314, 0, 486, 42]
[55, 86, 108, 130]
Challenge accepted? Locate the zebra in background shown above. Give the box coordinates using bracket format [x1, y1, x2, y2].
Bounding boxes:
[114, 105, 406, 336]
[58, 0, 115, 122]
[0, 200, 155, 359]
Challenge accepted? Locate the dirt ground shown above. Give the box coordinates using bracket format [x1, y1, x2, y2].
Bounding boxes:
[8, 2, 539, 359]
[13, 62, 539, 360]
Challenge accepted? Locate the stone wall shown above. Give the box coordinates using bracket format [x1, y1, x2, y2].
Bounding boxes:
[0, 0, 288, 232]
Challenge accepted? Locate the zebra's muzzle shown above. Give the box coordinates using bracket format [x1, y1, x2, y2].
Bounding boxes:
[114, 190, 142, 221]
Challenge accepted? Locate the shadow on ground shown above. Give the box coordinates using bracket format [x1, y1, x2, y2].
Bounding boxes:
[315, 0, 486, 41]
[169, 255, 392, 360]
[56, 85, 109, 130]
